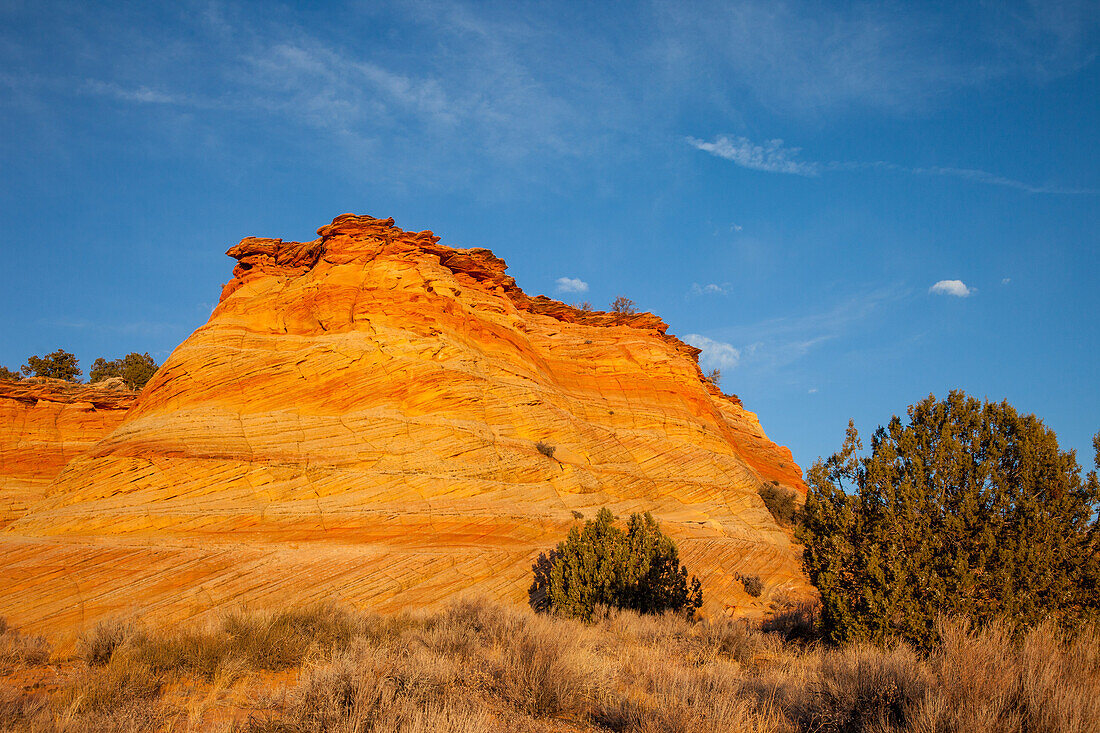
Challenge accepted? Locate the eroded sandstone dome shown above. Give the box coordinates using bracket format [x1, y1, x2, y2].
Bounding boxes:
[1, 214, 810, 634]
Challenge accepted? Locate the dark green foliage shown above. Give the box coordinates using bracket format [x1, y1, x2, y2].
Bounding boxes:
[798, 391, 1100, 647]
[89, 352, 159, 390]
[20, 349, 81, 381]
[0, 366, 20, 382]
[759, 481, 798, 526]
[530, 508, 703, 621]
[762, 599, 820, 643]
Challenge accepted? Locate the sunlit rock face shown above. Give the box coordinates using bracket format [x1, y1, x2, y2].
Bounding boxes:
[0, 378, 136, 527]
[1, 214, 810, 634]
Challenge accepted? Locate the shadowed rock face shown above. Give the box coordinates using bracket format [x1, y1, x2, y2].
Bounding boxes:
[0, 378, 137, 527]
[1, 214, 811, 635]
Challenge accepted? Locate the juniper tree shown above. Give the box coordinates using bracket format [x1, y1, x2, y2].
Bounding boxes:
[799, 391, 1100, 647]
[530, 508, 702, 620]
[89, 352, 159, 389]
[20, 349, 81, 381]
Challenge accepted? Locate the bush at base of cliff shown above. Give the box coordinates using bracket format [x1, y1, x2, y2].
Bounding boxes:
[798, 391, 1100, 647]
[529, 508, 703, 621]
[759, 481, 798, 526]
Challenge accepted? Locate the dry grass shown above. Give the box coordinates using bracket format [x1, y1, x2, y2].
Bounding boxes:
[0, 618, 50, 670]
[1, 605, 1097, 732]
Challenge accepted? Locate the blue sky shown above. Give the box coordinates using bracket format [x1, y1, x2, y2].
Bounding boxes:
[1, 0, 1098, 473]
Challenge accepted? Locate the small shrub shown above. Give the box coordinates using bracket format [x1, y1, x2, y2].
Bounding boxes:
[572, 510, 584, 519]
[61, 655, 165, 727]
[736, 573, 764, 598]
[763, 599, 821, 643]
[78, 619, 134, 666]
[529, 508, 703, 621]
[704, 368, 721, 387]
[796, 642, 931, 732]
[914, 617, 1100, 732]
[80, 604, 360, 682]
[0, 617, 49, 668]
[758, 482, 797, 527]
[0, 366, 21, 382]
[487, 616, 592, 718]
[535, 441, 556, 459]
[697, 618, 778, 666]
[610, 296, 637, 316]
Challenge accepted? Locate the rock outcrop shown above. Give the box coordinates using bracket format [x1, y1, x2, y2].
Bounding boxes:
[1, 214, 809, 635]
[0, 378, 137, 527]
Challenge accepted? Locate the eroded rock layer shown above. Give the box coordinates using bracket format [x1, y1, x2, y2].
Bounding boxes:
[2, 214, 809, 635]
[0, 379, 136, 527]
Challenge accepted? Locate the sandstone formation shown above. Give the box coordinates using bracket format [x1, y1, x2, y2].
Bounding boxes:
[0, 378, 137, 527]
[1, 214, 809, 636]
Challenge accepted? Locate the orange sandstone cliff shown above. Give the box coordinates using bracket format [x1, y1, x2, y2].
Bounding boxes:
[0, 378, 137, 528]
[1, 214, 809, 635]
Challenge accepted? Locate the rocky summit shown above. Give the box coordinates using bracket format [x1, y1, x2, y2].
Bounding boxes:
[0, 214, 810, 635]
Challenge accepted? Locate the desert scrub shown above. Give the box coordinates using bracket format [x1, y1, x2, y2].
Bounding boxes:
[76, 603, 361, 680]
[529, 508, 703, 620]
[13, 600, 1100, 733]
[759, 481, 798, 527]
[0, 616, 49, 669]
[737, 573, 764, 598]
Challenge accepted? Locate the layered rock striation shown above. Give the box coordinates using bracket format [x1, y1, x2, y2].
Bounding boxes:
[0, 378, 137, 527]
[2, 214, 809, 634]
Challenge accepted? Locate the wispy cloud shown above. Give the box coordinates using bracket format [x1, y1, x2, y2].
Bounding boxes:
[555, 277, 589, 294]
[689, 134, 1099, 194]
[703, 287, 906, 370]
[84, 80, 188, 105]
[930, 279, 973, 297]
[684, 334, 741, 371]
[689, 282, 729, 296]
[686, 135, 819, 176]
[655, 0, 1100, 114]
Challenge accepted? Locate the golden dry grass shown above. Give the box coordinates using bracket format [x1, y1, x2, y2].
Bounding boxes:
[0, 602, 1097, 732]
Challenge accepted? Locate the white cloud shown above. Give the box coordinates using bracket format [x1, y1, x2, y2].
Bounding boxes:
[555, 277, 589, 294]
[690, 136, 1098, 194]
[808, 388, 818, 394]
[929, 279, 973, 297]
[1001, 277, 1011, 285]
[686, 135, 819, 176]
[684, 334, 741, 370]
[689, 282, 729, 296]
